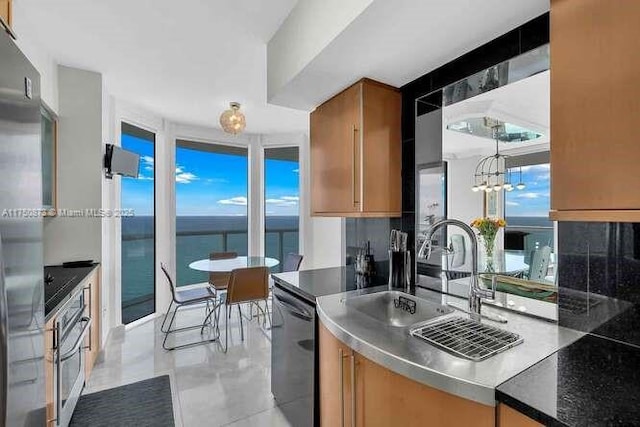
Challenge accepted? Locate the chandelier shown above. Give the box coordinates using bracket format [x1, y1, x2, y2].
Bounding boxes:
[219, 102, 246, 135]
[471, 123, 526, 193]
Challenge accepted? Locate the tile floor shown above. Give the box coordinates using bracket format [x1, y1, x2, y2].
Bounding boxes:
[84, 305, 294, 427]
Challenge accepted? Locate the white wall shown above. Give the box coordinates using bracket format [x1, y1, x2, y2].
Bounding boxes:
[447, 156, 484, 249]
[267, 0, 373, 103]
[43, 66, 102, 265]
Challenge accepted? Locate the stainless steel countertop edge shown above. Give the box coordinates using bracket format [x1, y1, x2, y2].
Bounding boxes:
[44, 264, 99, 323]
[316, 288, 586, 407]
[316, 298, 496, 406]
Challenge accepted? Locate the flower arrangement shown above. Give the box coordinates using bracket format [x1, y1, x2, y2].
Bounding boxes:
[470, 217, 506, 258]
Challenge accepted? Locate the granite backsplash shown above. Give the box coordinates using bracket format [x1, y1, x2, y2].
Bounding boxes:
[558, 222, 640, 347]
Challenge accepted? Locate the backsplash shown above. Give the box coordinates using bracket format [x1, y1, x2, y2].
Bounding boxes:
[557, 222, 640, 347]
[345, 218, 397, 278]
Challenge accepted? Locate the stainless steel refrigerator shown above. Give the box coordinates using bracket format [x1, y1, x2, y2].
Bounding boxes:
[0, 27, 45, 427]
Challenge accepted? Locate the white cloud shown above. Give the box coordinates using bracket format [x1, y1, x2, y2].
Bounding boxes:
[506, 201, 520, 206]
[176, 172, 198, 184]
[218, 196, 248, 206]
[292, 168, 299, 174]
[175, 164, 198, 184]
[137, 175, 153, 181]
[516, 192, 543, 199]
[266, 195, 299, 206]
[205, 178, 229, 184]
[140, 155, 154, 166]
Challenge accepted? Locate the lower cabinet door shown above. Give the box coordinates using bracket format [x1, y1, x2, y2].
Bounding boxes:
[354, 353, 494, 427]
[497, 404, 542, 427]
[319, 324, 355, 427]
[320, 321, 495, 427]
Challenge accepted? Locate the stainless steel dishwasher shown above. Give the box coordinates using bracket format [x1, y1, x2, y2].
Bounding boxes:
[271, 281, 316, 427]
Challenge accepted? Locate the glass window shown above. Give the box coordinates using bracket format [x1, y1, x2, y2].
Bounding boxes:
[175, 140, 248, 286]
[120, 123, 155, 324]
[504, 163, 553, 252]
[264, 147, 300, 273]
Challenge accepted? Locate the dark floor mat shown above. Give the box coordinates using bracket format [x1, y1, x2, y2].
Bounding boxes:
[70, 375, 175, 427]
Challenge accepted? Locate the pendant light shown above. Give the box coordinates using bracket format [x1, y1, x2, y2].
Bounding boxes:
[220, 102, 246, 135]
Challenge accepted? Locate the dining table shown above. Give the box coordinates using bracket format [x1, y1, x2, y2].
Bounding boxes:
[419, 248, 531, 276]
[188, 256, 280, 272]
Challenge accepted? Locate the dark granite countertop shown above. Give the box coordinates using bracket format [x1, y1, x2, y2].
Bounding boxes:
[44, 263, 99, 321]
[496, 333, 640, 426]
[271, 266, 387, 305]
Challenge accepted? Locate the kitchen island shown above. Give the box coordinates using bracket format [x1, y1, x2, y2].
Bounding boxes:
[316, 286, 583, 417]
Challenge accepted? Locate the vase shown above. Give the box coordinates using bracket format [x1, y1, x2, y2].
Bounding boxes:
[481, 234, 496, 259]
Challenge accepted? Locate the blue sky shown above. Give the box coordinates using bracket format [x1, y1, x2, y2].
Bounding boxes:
[504, 163, 550, 217]
[121, 134, 299, 216]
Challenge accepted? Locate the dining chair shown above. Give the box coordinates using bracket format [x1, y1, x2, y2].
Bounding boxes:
[281, 253, 304, 272]
[160, 263, 220, 350]
[219, 266, 269, 353]
[528, 246, 552, 281]
[208, 251, 237, 300]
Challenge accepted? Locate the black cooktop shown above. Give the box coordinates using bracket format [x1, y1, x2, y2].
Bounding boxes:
[44, 263, 99, 319]
[272, 266, 387, 305]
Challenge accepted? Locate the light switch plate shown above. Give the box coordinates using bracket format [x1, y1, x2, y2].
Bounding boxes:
[24, 77, 32, 99]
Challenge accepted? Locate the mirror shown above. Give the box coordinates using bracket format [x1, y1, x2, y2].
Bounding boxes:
[415, 45, 558, 320]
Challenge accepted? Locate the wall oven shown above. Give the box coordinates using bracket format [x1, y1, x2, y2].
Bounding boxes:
[53, 287, 92, 427]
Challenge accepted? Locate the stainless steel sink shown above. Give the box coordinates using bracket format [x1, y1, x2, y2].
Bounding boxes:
[344, 291, 453, 327]
[410, 316, 523, 361]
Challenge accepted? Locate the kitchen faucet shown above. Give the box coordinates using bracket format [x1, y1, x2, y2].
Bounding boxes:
[419, 218, 495, 321]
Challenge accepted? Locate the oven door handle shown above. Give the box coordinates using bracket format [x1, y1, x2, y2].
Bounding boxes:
[273, 293, 313, 321]
[59, 317, 92, 362]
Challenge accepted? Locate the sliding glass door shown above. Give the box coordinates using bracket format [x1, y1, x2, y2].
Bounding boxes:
[175, 140, 248, 286]
[264, 147, 300, 273]
[120, 123, 155, 324]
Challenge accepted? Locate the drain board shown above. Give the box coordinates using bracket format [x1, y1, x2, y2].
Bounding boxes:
[410, 316, 523, 361]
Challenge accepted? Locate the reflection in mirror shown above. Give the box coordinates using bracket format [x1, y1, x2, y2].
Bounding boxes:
[415, 45, 558, 321]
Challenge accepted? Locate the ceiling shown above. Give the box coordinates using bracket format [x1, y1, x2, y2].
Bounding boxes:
[269, 0, 550, 110]
[442, 70, 550, 159]
[14, 0, 549, 134]
[15, 0, 310, 134]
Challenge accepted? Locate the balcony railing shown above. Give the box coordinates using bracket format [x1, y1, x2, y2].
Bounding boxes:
[121, 227, 299, 322]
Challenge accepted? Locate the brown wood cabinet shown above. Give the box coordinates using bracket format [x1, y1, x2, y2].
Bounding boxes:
[319, 323, 494, 427]
[550, 0, 640, 222]
[497, 403, 542, 427]
[0, 0, 12, 28]
[310, 78, 401, 217]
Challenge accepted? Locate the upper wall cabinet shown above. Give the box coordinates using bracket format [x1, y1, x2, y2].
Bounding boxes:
[550, 0, 640, 222]
[310, 78, 401, 217]
[0, 0, 12, 28]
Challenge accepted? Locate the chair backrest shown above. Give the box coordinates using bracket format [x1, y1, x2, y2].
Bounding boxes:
[160, 263, 177, 301]
[226, 267, 269, 305]
[282, 253, 303, 272]
[450, 234, 465, 255]
[528, 246, 552, 281]
[208, 252, 238, 288]
[209, 252, 238, 260]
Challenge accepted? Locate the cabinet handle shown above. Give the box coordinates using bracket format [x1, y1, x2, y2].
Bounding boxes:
[84, 286, 92, 352]
[352, 125, 359, 207]
[339, 348, 345, 427]
[350, 353, 356, 427]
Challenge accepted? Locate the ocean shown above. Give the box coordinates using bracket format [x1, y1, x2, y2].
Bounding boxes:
[504, 215, 554, 250]
[121, 216, 298, 315]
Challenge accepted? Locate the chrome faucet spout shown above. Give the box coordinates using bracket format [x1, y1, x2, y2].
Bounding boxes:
[424, 219, 494, 321]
